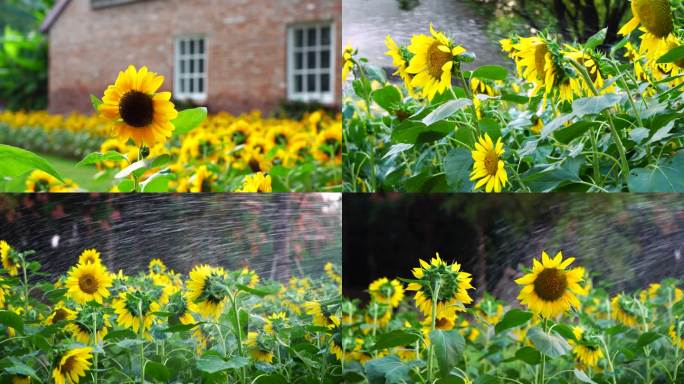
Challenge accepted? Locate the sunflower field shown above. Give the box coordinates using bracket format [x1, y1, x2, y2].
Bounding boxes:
[340, 252, 684, 384]
[343, 0, 684, 192]
[0, 240, 343, 383]
[0, 66, 342, 193]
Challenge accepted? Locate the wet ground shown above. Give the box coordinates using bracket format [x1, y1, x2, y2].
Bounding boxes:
[342, 0, 504, 71]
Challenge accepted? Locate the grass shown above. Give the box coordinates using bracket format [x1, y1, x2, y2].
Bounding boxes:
[40, 153, 112, 192]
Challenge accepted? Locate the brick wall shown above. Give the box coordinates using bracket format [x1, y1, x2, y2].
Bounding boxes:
[47, 0, 341, 114]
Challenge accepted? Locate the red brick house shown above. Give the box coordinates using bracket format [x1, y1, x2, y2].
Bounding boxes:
[41, 0, 341, 114]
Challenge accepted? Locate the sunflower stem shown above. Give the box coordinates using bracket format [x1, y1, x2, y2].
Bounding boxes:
[456, 72, 480, 134]
[426, 280, 440, 383]
[92, 312, 99, 384]
[568, 58, 630, 188]
[599, 336, 618, 384]
[537, 318, 547, 384]
[228, 291, 246, 384]
[138, 301, 146, 384]
[21, 254, 29, 309]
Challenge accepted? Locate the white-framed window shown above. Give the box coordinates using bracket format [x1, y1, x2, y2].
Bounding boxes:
[174, 36, 208, 101]
[287, 22, 335, 104]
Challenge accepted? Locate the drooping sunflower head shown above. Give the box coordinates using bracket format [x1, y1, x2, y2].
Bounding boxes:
[1, 240, 20, 276]
[510, 35, 562, 99]
[45, 302, 77, 325]
[236, 172, 272, 193]
[264, 312, 288, 335]
[406, 24, 468, 100]
[304, 300, 333, 327]
[100, 65, 178, 147]
[234, 267, 260, 288]
[515, 251, 587, 318]
[52, 347, 93, 384]
[368, 277, 404, 308]
[78, 248, 101, 266]
[112, 289, 160, 335]
[66, 307, 110, 344]
[619, 0, 674, 38]
[570, 326, 603, 368]
[185, 264, 228, 319]
[65, 262, 113, 304]
[610, 294, 639, 327]
[246, 331, 274, 363]
[406, 253, 474, 319]
[470, 133, 508, 193]
[669, 324, 684, 349]
[148, 258, 167, 275]
[385, 34, 414, 90]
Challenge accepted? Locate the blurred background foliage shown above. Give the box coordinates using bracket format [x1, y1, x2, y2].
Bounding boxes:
[0, 0, 54, 110]
[344, 193, 684, 303]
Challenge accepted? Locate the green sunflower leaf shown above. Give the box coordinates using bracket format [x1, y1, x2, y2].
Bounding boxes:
[76, 151, 127, 167]
[430, 329, 465, 378]
[372, 329, 421, 350]
[472, 65, 508, 81]
[495, 309, 533, 334]
[527, 327, 571, 358]
[172, 107, 208, 136]
[0, 144, 64, 182]
[0, 310, 24, 333]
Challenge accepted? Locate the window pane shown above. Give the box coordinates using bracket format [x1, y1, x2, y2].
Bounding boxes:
[180, 78, 186, 93]
[189, 78, 194, 93]
[321, 26, 331, 45]
[295, 29, 303, 47]
[295, 52, 303, 69]
[320, 50, 330, 68]
[295, 75, 303, 92]
[190, 59, 195, 74]
[180, 60, 186, 74]
[190, 40, 195, 55]
[307, 51, 316, 69]
[307, 28, 316, 47]
[199, 39, 205, 54]
[198, 77, 204, 93]
[199, 58, 204, 73]
[321, 74, 330, 92]
[180, 40, 186, 55]
[307, 74, 316, 92]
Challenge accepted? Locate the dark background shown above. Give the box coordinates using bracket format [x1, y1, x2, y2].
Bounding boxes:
[343, 194, 684, 303]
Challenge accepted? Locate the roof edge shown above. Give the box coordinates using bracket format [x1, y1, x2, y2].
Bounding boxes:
[40, 0, 71, 33]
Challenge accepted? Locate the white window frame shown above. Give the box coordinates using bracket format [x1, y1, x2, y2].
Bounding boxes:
[287, 21, 335, 104]
[174, 35, 208, 102]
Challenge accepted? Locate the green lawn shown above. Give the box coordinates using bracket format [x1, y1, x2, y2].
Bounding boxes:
[41, 154, 113, 192]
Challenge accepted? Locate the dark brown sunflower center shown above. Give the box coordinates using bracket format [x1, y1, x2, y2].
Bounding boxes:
[533, 268, 567, 301]
[249, 158, 262, 173]
[61, 355, 76, 373]
[435, 317, 451, 329]
[484, 150, 499, 175]
[427, 41, 452, 79]
[635, 0, 673, 38]
[79, 273, 99, 294]
[53, 309, 68, 322]
[119, 91, 154, 128]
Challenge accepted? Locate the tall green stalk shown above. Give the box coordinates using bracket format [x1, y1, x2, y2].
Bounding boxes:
[426, 280, 440, 383]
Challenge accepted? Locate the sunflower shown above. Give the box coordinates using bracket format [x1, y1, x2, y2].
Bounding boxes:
[509, 36, 559, 103]
[342, 45, 355, 81]
[98, 138, 133, 170]
[52, 347, 93, 384]
[187, 165, 217, 192]
[11, 375, 30, 384]
[65, 312, 110, 344]
[611, 294, 639, 327]
[385, 35, 414, 93]
[515, 251, 587, 318]
[77, 249, 101, 266]
[44, 303, 77, 325]
[304, 300, 332, 327]
[669, 325, 684, 349]
[185, 265, 228, 319]
[531, 116, 544, 135]
[112, 290, 160, 335]
[99, 65, 178, 147]
[148, 258, 167, 275]
[25, 170, 60, 192]
[571, 326, 604, 368]
[470, 133, 508, 193]
[406, 253, 474, 319]
[457, 319, 480, 342]
[368, 278, 404, 308]
[406, 24, 467, 100]
[1, 240, 19, 276]
[236, 267, 260, 288]
[235, 172, 272, 193]
[563, 46, 613, 97]
[246, 332, 274, 363]
[324, 262, 342, 285]
[0, 282, 7, 308]
[364, 302, 393, 329]
[313, 126, 342, 165]
[264, 312, 288, 335]
[65, 262, 113, 304]
[619, 0, 674, 53]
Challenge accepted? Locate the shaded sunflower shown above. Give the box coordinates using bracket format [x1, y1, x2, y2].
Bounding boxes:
[246, 331, 274, 363]
[669, 325, 684, 349]
[264, 312, 288, 335]
[65, 262, 113, 304]
[304, 300, 332, 327]
[313, 126, 342, 165]
[235, 172, 272, 193]
[100, 65, 178, 147]
[1, 240, 19, 276]
[188, 165, 217, 193]
[44, 303, 76, 325]
[364, 302, 393, 329]
[470, 133, 508, 193]
[611, 294, 639, 327]
[509, 36, 559, 104]
[385, 35, 414, 93]
[65, 310, 110, 344]
[619, 0, 674, 59]
[185, 265, 228, 319]
[342, 45, 355, 81]
[406, 24, 467, 100]
[235, 267, 260, 288]
[77, 249, 101, 266]
[112, 290, 160, 336]
[570, 326, 603, 368]
[406, 253, 474, 319]
[148, 258, 167, 275]
[52, 347, 93, 384]
[457, 318, 480, 342]
[25, 170, 60, 192]
[10, 375, 30, 384]
[368, 277, 404, 308]
[515, 251, 587, 318]
[325, 262, 342, 285]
